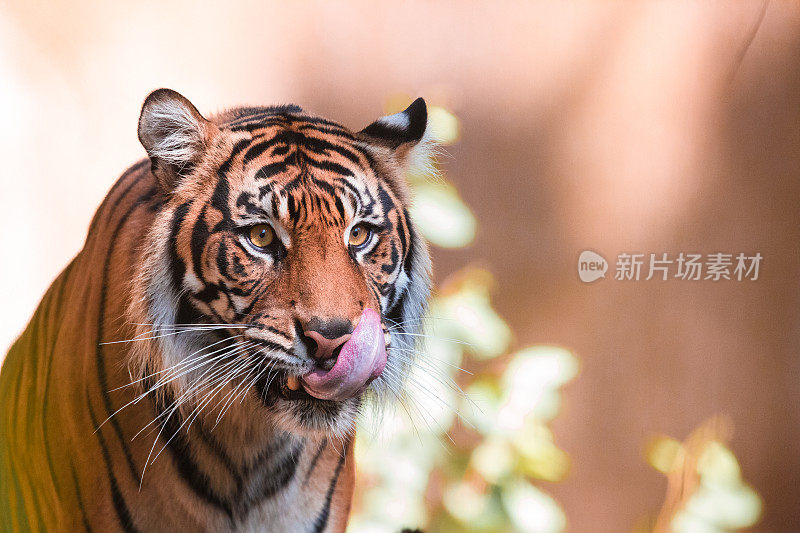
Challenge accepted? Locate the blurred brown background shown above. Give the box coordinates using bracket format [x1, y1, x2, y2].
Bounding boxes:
[1, 1, 797, 531]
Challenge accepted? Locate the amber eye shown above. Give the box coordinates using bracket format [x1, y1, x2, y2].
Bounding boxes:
[248, 224, 275, 249]
[348, 223, 372, 248]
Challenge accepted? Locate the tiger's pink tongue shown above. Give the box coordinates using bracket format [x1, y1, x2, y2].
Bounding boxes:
[301, 308, 387, 401]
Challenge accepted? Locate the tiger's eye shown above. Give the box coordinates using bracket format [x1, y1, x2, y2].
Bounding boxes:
[248, 224, 275, 249]
[348, 224, 371, 248]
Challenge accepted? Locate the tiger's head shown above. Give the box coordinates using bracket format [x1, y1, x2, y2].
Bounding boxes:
[129, 89, 431, 439]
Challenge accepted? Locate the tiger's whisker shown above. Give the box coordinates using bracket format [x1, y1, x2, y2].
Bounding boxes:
[209, 357, 265, 428]
[145, 340, 256, 395]
[142, 350, 258, 473]
[389, 331, 475, 348]
[101, 325, 247, 345]
[130, 341, 256, 437]
[129, 343, 255, 443]
[96, 339, 252, 432]
[389, 346, 473, 375]
[110, 335, 243, 391]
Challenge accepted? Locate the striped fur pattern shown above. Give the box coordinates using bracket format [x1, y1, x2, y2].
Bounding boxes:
[0, 89, 432, 531]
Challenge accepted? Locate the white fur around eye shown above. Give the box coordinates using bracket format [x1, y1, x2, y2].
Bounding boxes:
[239, 234, 277, 264]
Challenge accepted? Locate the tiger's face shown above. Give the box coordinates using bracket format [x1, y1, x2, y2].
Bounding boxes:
[132, 90, 431, 438]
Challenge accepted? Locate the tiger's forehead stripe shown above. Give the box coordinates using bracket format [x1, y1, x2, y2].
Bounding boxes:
[227, 114, 371, 175]
[211, 114, 396, 232]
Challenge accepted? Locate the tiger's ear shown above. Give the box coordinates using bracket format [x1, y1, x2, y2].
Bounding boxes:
[138, 88, 218, 191]
[359, 98, 431, 167]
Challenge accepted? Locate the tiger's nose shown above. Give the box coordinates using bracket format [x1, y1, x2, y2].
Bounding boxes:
[299, 318, 353, 370]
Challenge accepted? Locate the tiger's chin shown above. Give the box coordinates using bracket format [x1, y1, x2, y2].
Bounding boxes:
[257, 369, 364, 440]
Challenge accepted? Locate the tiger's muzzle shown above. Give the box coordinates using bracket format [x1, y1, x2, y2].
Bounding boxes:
[299, 308, 387, 401]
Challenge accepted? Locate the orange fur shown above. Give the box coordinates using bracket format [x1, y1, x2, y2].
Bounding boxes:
[0, 90, 432, 531]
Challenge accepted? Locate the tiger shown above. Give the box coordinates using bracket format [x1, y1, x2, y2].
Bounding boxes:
[0, 88, 432, 532]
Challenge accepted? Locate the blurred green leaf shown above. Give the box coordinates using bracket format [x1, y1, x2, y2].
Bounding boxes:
[430, 270, 512, 359]
[428, 105, 460, 145]
[501, 479, 567, 533]
[471, 437, 515, 484]
[697, 441, 742, 488]
[411, 182, 476, 249]
[645, 436, 684, 475]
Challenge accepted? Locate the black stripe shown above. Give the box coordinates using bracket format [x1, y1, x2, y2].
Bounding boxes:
[41, 260, 77, 500]
[241, 433, 291, 476]
[273, 144, 291, 156]
[168, 202, 191, 292]
[175, 293, 204, 326]
[96, 189, 158, 488]
[216, 240, 232, 281]
[312, 450, 347, 533]
[248, 337, 293, 354]
[306, 174, 340, 198]
[301, 136, 362, 166]
[255, 161, 289, 181]
[87, 397, 139, 533]
[303, 439, 327, 485]
[191, 204, 210, 286]
[193, 281, 220, 305]
[296, 123, 356, 141]
[219, 139, 252, 176]
[270, 193, 279, 217]
[226, 107, 301, 127]
[382, 245, 400, 274]
[369, 284, 383, 310]
[265, 326, 291, 340]
[242, 129, 306, 164]
[211, 173, 232, 221]
[211, 139, 252, 223]
[396, 208, 409, 263]
[86, 160, 149, 238]
[70, 461, 93, 532]
[195, 427, 244, 489]
[294, 115, 351, 131]
[236, 190, 264, 217]
[339, 177, 376, 211]
[228, 118, 290, 133]
[241, 441, 304, 512]
[303, 157, 354, 178]
[405, 209, 419, 270]
[243, 140, 277, 164]
[334, 197, 346, 221]
[149, 388, 235, 520]
[376, 185, 396, 229]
